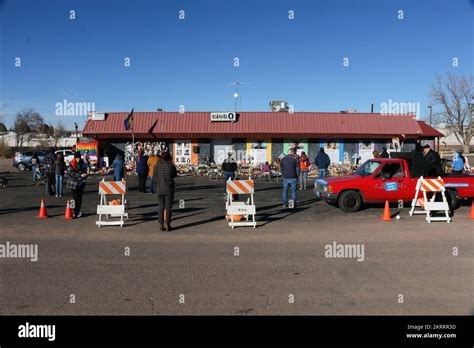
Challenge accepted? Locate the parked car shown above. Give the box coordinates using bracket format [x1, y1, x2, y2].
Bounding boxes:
[314, 153, 474, 212]
[55, 149, 75, 165]
[13, 151, 47, 171]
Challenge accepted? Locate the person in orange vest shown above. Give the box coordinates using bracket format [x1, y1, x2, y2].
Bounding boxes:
[298, 151, 310, 190]
[147, 152, 159, 194]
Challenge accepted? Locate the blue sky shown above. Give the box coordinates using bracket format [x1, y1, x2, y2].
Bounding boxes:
[0, 0, 472, 129]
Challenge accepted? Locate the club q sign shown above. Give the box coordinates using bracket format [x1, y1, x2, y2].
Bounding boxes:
[210, 112, 236, 122]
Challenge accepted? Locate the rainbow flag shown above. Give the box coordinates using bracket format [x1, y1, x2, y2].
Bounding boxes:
[124, 108, 134, 131]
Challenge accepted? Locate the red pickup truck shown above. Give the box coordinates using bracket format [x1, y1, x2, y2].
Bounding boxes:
[314, 154, 474, 213]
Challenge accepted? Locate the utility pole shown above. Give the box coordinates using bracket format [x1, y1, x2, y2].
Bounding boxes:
[427, 105, 432, 126]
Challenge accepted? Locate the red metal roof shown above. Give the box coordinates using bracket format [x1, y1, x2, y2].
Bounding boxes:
[83, 112, 441, 139]
[83, 112, 158, 139]
[416, 121, 444, 137]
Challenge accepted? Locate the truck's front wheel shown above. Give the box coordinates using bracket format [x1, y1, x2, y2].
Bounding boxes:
[338, 190, 362, 213]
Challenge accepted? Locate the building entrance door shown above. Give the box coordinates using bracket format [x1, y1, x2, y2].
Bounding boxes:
[212, 139, 233, 164]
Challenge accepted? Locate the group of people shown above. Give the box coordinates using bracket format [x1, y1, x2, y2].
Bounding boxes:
[32, 149, 178, 230]
[279, 147, 331, 208]
[372, 147, 390, 159]
[32, 151, 66, 198]
[32, 150, 88, 218]
[218, 148, 332, 208]
[29, 141, 470, 229]
[420, 144, 470, 177]
[112, 150, 178, 231]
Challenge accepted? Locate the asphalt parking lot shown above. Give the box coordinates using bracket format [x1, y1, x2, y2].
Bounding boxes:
[0, 161, 473, 315]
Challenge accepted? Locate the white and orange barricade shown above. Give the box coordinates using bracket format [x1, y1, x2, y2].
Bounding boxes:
[96, 179, 128, 227]
[226, 179, 257, 228]
[409, 176, 451, 223]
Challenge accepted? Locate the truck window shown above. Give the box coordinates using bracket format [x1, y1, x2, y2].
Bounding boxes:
[375, 163, 404, 179]
[355, 160, 381, 176]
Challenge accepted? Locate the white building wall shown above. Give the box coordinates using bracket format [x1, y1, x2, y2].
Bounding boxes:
[435, 126, 474, 147]
[0, 132, 77, 148]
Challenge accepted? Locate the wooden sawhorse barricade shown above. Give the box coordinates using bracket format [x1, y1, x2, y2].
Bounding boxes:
[409, 176, 451, 223]
[96, 179, 129, 227]
[225, 179, 257, 228]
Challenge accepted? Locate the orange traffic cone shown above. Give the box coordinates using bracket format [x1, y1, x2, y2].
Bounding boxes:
[63, 200, 73, 220]
[467, 199, 474, 219]
[380, 200, 391, 221]
[36, 199, 48, 219]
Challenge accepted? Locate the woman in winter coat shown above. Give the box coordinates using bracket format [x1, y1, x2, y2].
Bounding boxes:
[298, 152, 311, 190]
[153, 151, 177, 232]
[68, 152, 88, 218]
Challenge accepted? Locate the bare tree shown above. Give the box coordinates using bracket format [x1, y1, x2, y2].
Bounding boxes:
[52, 122, 67, 147]
[13, 109, 44, 148]
[429, 74, 473, 153]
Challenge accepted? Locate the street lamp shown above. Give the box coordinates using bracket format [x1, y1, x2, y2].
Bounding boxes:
[234, 92, 239, 113]
[74, 122, 78, 141]
[427, 105, 432, 126]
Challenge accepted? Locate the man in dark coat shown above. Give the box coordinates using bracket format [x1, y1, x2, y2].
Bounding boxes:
[44, 151, 56, 196]
[136, 152, 149, 193]
[221, 152, 237, 192]
[153, 151, 177, 231]
[314, 147, 331, 178]
[380, 147, 389, 158]
[280, 148, 300, 208]
[422, 144, 442, 177]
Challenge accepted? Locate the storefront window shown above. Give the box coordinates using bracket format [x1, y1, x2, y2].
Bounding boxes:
[284, 139, 307, 156]
[249, 140, 268, 164]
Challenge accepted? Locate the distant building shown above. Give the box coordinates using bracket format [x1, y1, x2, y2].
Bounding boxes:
[434, 124, 474, 151]
[0, 131, 79, 148]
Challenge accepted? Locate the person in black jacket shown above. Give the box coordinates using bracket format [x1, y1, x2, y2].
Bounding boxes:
[153, 151, 177, 232]
[280, 148, 300, 208]
[221, 152, 237, 192]
[422, 144, 442, 177]
[380, 147, 389, 158]
[136, 151, 149, 193]
[54, 152, 65, 197]
[44, 151, 56, 196]
[314, 147, 331, 178]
